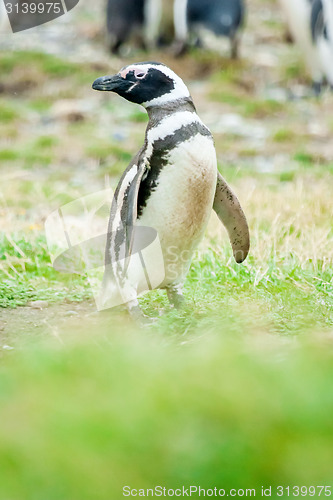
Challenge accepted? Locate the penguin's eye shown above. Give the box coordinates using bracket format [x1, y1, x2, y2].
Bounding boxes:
[134, 69, 147, 79]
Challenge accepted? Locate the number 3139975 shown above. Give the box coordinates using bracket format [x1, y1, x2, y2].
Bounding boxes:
[277, 486, 332, 496]
[5, 3, 62, 14]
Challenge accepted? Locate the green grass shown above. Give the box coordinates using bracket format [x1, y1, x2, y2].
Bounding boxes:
[209, 85, 285, 118]
[242, 98, 283, 118]
[0, 101, 20, 123]
[0, 234, 91, 307]
[0, 50, 108, 99]
[129, 109, 149, 123]
[85, 141, 132, 163]
[209, 59, 248, 86]
[0, 50, 81, 78]
[209, 87, 241, 106]
[0, 146, 52, 167]
[281, 53, 308, 82]
[293, 151, 316, 166]
[28, 98, 52, 112]
[0, 149, 20, 162]
[272, 128, 297, 143]
[34, 136, 59, 149]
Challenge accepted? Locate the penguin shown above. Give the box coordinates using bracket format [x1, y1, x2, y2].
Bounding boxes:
[106, 0, 145, 54]
[92, 62, 249, 319]
[311, 0, 333, 88]
[106, 0, 173, 53]
[278, 0, 324, 92]
[174, 0, 245, 58]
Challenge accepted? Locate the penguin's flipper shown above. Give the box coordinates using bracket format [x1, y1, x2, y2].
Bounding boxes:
[105, 153, 146, 273]
[124, 163, 147, 263]
[213, 171, 250, 263]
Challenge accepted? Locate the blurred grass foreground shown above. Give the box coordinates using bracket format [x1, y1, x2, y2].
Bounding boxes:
[1, 329, 333, 499]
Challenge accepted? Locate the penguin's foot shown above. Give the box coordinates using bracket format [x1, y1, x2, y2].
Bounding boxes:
[312, 81, 322, 96]
[107, 34, 122, 55]
[230, 36, 239, 60]
[172, 40, 188, 57]
[166, 284, 185, 309]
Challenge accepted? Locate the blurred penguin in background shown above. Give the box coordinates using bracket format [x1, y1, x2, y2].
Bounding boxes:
[106, 0, 145, 54]
[279, 0, 324, 92]
[174, 0, 245, 58]
[144, 0, 175, 48]
[106, 0, 174, 54]
[0, 0, 11, 33]
[311, 0, 333, 89]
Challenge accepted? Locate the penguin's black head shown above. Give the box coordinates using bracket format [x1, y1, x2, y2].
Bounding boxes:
[92, 62, 190, 108]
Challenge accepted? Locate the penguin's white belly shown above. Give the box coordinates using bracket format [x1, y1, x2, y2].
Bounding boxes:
[137, 133, 217, 287]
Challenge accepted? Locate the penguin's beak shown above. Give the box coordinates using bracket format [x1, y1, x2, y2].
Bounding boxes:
[92, 74, 126, 92]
